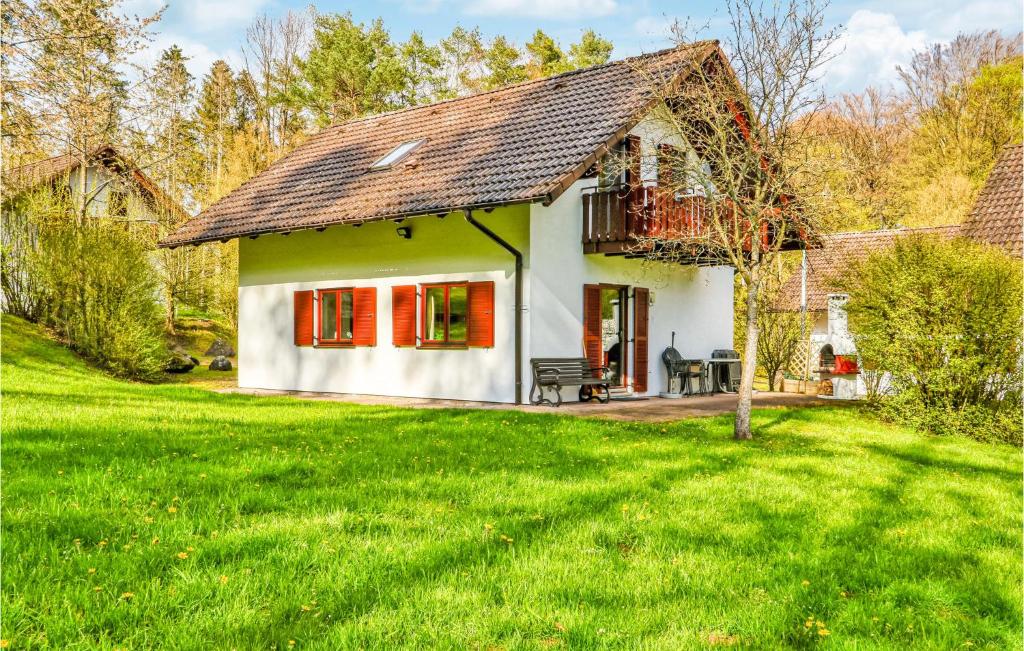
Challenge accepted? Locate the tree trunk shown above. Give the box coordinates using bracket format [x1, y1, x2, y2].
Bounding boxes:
[735, 268, 761, 440]
[165, 285, 176, 334]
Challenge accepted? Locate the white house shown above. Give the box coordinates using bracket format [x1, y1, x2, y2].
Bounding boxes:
[2, 145, 186, 226]
[162, 43, 783, 405]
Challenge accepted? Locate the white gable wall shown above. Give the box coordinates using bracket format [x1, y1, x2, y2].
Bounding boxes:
[528, 176, 734, 398]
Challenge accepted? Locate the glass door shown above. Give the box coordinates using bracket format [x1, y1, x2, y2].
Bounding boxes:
[599, 286, 629, 387]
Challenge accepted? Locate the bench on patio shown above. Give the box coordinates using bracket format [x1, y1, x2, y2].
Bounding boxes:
[529, 357, 610, 407]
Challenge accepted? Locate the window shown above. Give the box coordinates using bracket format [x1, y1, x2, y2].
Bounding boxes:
[421, 282, 468, 345]
[369, 139, 425, 170]
[318, 288, 355, 344]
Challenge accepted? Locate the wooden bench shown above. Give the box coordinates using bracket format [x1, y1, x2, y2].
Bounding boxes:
[529, 357, 611, 407]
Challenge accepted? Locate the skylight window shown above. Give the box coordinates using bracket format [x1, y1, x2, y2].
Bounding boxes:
[369, 139, 425, 170]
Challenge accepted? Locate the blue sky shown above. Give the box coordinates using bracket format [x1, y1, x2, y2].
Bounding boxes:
[128, 0, 1022, 96]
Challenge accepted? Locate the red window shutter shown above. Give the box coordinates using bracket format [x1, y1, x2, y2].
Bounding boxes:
[392, 285, 417, 346]
[633, 287, 650, 393]
[294, 290, 314, 346]
[352, 287, 377, 346]
[466, 281, 495, 347]
[583, 284, 603, 378]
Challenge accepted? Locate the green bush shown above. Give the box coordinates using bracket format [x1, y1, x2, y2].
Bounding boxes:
[843, 234, 1022, 444]
[35, 222, 167, 381]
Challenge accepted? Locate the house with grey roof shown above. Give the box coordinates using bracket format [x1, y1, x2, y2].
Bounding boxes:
[162, 43, 784, 405]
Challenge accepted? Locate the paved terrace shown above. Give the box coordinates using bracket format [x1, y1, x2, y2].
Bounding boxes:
[219, 388, 840, 422]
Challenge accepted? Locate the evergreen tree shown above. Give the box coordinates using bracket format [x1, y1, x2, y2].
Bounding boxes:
[569, 30, 613, 69]
[400, 31, 447, 105]
[440, 26, 486, 96]
[291, 13, 406, 125]
[483, 36, 527, 90]
[196, 60, 238, 205]
[526, 30, 569, 79]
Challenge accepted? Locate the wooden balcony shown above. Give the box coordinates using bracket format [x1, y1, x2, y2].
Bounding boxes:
[581, 185, 709, 255]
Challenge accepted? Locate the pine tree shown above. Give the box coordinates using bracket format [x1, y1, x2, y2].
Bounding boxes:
[400, 31, 447, 105]
[569, 30, 613, 69]
[196, 60, 238, 205]
[440, 26, 486, 96]
[483, 36, 526, 90]
[291, 13, 406, 125]
[526, 30, 569, 79]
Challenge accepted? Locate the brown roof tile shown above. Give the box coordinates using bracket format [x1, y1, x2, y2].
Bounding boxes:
[961, 143, 1023, 256]
[774, 226, 961, 312]
[161, 43, 717, 247]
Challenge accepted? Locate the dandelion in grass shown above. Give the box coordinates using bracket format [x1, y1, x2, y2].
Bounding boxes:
[176, 552, 188, 560]
[88, 568, 96, 574]
[120, 592, 134, 601]
[167, 506, 178, 513]
[801, 580, 810, 586]
[219, 575, 228, 585]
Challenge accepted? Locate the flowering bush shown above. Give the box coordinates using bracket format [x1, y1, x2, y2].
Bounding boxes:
[842, 234, 1022, 444]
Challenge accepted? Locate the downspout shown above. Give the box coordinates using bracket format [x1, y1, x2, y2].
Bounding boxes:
[464, 209, 523, 405]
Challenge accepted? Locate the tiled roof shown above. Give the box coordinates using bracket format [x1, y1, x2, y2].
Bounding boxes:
[2, 145, 188, 220]
[961, 143, 1023, 256]
[774, 226, 961, 312]
[4, 152, 85, 193]
[160, 42, 718, 247]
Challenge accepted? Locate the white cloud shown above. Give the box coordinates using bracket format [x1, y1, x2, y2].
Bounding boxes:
[465, 0, 617, 19]
[825, 10, 928, 94]
[182, 0, 272, 33]
[632, 15, 677, 41]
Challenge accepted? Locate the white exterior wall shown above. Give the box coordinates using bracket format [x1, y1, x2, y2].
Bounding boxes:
[238, 206, 528, 403]
[528, 177, 734, 398]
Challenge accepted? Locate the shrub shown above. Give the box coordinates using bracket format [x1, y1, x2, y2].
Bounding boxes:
[35, 221, 167, 381]
[842, 234, 1022, 444]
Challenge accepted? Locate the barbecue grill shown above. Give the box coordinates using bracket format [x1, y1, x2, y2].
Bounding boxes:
[709, 349, 741, 392]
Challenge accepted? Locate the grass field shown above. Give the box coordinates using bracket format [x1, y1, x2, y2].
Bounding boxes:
[2, 315, 1021, 649]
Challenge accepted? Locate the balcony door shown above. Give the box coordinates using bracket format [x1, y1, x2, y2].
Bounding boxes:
[584, 284, 629, 388]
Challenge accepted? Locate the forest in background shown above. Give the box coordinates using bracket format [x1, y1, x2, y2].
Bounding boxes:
[1, 0, 1021, 379]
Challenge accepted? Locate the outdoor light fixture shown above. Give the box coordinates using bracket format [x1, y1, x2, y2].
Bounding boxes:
[396, 226, 412, 239]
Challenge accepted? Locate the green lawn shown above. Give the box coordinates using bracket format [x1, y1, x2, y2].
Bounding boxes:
[2, 316, 1021, 649]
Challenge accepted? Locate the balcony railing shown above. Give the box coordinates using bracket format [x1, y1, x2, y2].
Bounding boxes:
[581, 184, 709, 253]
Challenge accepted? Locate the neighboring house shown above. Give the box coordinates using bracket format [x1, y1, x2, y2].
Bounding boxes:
[960, 143, 1023, 256]
[2, 145, 187, 229]
[775, 226, 959, 398]
[162, 43, 791, 404]
[776, 142, 1023, 398]
[2, 145, 189, 315]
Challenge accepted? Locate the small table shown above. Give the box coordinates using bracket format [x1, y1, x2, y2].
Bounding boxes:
[705, 358, 740, 393]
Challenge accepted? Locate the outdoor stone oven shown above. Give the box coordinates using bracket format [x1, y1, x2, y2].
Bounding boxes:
[818, 294, 860, 399]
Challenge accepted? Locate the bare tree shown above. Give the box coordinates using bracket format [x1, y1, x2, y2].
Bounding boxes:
[629, 0, 838, 439]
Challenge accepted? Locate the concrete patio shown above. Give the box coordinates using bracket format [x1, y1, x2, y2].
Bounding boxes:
[219, 387, 842, 422]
